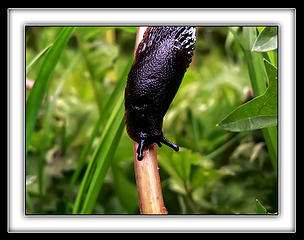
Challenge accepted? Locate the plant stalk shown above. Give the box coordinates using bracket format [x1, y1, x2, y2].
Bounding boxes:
[133, 142, 167, 214]
[132, 27, 167, 214]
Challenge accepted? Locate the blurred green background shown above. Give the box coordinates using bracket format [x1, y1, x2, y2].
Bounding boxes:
[25, 26, 278, 214]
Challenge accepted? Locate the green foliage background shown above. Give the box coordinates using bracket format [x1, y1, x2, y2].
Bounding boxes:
[25, 26, 278, 214]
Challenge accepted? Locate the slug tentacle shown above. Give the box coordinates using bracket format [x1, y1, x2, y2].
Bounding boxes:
[125, 26, 196, 160]
[137, 139, 145, 161]
[159, 136, 179, 152]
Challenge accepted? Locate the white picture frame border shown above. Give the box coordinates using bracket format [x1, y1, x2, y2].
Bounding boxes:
[7, 8, 296, 233]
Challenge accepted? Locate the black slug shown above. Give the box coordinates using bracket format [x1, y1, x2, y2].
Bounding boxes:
[125, 26, 196, 160]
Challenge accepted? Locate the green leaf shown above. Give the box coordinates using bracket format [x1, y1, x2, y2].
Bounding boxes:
[252, 27, 278, 52]
[256, 199, 267, 214]
[26, 27, 76, 155]
[218, 60, 277, 132]
[190, 166, 222, 190]
[219, 116, 277, 132]
[159, 148, 198, 183]
[238, 27, 278, 173]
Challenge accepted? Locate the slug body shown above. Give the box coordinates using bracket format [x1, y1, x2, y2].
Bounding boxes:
[125, 26, 196, 160]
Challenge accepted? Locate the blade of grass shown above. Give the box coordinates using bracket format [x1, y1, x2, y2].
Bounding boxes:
[256, 199, 277, 215]
[204, 132, 246, 160]
[75, 30, 103, 113]
[26, 43, 53, 75]
[80, 113, 125, 214]
[262, 126, 277, 171]
[73, 94, 124, 213]
[38, 52, 81, 209]
[261, 60, 278, 172]
[256, 199, 267, 214]
[188, 109, 200, 151]
[26, 27, 76, 156]
[229, 27, 266, 95]
[68, 57, 133, 194]
[242, 27, 267, 96]
[111, 161, 139, 213]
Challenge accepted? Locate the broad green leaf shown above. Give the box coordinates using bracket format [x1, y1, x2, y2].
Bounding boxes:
[159, 148, 198, 183]
[218, 60, 277, 132]
[26, 27, 76, 155]
[174, 149, 198, 182]
[190, 166, 222, 190]
[256, 199, 267, 214]
[252, 27, 278, 52]
[219, 116, 277, 132]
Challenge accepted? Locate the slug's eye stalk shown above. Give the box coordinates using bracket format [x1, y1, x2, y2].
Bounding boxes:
[125, 26, 196, 161]
[159, 136, 179, 152]
[137, 139, 145, 161]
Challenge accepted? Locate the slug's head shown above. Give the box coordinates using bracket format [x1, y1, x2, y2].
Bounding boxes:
[125, 107, 179, 160]
[136, 136, 179, 161]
